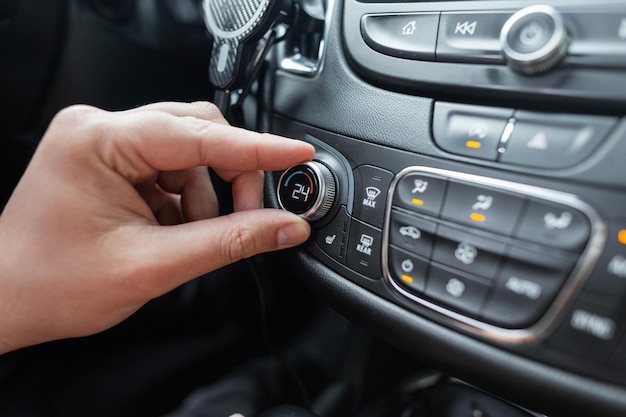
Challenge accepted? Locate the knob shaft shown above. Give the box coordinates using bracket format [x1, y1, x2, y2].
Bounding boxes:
[277, 162, 336, 221]
[500, 5, 569, 75]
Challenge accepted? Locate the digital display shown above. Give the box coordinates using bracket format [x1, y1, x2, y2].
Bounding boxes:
[278, 164, 319, 214]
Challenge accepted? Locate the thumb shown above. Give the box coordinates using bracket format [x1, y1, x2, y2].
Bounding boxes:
[136, 209, 310, 295]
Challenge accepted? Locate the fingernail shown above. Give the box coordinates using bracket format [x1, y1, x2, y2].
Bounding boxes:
[278, 221, 310, 248]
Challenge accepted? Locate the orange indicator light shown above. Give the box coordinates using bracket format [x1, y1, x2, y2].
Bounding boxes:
[465, 140, 482, 149]
[401, 274, 414, 283]
[470, 212, 486, 222]
[618, 230, 626, 245]
[411, 198, 424, 206]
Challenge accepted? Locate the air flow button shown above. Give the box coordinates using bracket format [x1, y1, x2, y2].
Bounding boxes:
[361, 13, 439, 60]
[393, 173, 447, 217]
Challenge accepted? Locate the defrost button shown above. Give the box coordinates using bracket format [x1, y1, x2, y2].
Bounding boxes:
[353, 165, 394, 228]
[347, 219, 382, 279]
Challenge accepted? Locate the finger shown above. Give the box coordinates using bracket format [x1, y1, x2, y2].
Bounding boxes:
[123, 101, 230, 126]
[157, 167, 218, 221]
[127, 209, 311, 298]
[95, 111, 315, 182]
[135, 182, 184, 225]
[230, 170, 265, 212]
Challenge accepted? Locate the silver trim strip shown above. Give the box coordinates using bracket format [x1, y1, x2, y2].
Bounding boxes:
[381, 166, 606, 344]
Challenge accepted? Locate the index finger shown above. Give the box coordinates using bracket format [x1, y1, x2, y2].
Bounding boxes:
[96, 109, 315, 182]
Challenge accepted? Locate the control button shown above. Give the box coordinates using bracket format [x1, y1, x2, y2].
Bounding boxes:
[585, 223, 626, 297]
[433, 225, 505, 279]
[500, 5, 569, 75]
[499, 111, 617, 169]
[440, 181, 524, 236]
[547, 292, 625, 362]
[437, 12, 513, 63]
[426, 264, 491, 317]
[346, 219, 382, 279]
[565, 12, 626, 68]
[393, 172, 447, 217]
[481, 247, 572, 328]
[388, 247, 428, 293]
[278, 161, 336, 221]
[353, 165, 394, 228]
[314, 206, 351, 264]
[513, 199, 590, 251]
[433, 102, 513, 161]
[361, 13, 440, 60]
[389, 210, 437, 259]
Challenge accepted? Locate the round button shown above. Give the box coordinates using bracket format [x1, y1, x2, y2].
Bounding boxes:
[500, 5, 568, 75]
[277, 162, 336, 221]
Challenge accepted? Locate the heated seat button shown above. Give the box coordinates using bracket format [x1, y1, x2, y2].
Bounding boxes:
[432, 225, 505, 279]
[426, 264, 491, 317]
[388, 247, 429, 293]
[481, 247, 572, 328]
[361, 13, 439, 60]
[346, 219, 382, 279]
[441, 181, 524, 236]
[353, 165, 393, 228]
[314, 206, 351, 264]
[433, 102, 513, 161]
[499, 112, 616, 169]
[513, 199, 590, 251]
[393, 172, 447, 217]
[437, 12, 512, 63]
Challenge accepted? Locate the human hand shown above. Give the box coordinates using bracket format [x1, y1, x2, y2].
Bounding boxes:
[0, 102, 315, 353]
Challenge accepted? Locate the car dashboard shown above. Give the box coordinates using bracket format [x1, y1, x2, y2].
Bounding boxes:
[262, 0, 626, 415]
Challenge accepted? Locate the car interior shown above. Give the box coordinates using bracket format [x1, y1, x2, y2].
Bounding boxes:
[2, 0, 626, 416]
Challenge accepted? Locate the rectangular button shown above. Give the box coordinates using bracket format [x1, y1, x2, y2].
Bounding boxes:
[437, 12, 512, 63]
[388, 247, 428, 293]
[433, 225, 505, 279]
[433, 102, 513, 161]
[353, 165, 394, 228]
[393, 172, 447, 217]
[361, 13, 439, 60]
[564, 12, 626, 67]
[426, 264, 491, 317]
[389, 210, 437, 259]
[346, 219, 382, 279]
[441, 181, 524, 236]
[513, 199, 590, 251]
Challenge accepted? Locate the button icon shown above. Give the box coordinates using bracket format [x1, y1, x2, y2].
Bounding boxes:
[526, 131, 549, 150]
[356, 234, 374, 256]
[518, 21, 546, 47]
[362, 186, 381, 208]
[454, 21, 477, 36]
[412, 179, 429, 194]
[454, 242, 478, 265]
[505, 276, 542, 300]
[402, 21, 416, 36]
[607, 255, 626, 279]
[325, 234, 337, 245]
[399, 225, 422, 240]
[472, 195, 493, 211]
[446, 278, 466, 298]
[401, 259, 414, 273]
[544, 211, 573, 230]
[570, 309, 616, 341]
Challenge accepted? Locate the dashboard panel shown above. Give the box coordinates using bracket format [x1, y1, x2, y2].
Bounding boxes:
[266, 0, 626, 415]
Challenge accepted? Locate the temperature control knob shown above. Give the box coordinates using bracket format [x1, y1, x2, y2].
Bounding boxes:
[277, 161, 336, 221]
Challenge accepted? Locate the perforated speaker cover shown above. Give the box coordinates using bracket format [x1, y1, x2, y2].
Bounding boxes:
[203, 0, 284, 90]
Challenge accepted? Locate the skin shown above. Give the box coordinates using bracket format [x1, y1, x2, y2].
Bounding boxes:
[0, 101, 315, 354]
